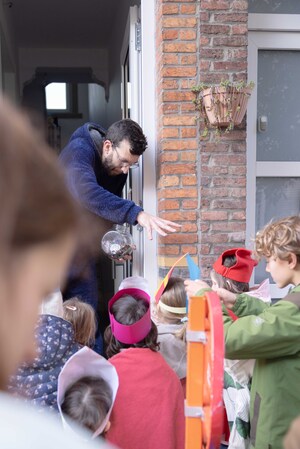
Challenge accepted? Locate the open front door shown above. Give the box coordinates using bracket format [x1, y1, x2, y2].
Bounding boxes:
[118, 5, 144, 283]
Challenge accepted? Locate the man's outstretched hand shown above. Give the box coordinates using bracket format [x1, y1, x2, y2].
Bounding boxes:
[137, 211, 181, 240]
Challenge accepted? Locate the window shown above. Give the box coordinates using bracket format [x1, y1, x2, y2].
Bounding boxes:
[46, 83, 67, 111]
[45, 82, 81, 118]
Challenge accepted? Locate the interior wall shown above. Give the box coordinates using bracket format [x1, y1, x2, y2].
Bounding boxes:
[18, 47, 108, 95]
[88, 83, 108, 128]
[59, 83, 90, 149]
[106, 0, 140, 125]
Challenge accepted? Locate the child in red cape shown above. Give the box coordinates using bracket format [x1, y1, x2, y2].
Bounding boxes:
[104, 286, 185, 449]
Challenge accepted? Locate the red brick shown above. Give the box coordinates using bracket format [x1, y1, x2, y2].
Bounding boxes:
[181, 4, 196, 14]
[161, 127, 179, 138]
[162, 54, 179, 65]
[229, 233, 246, 244]
[159, 152, 179, 163]
[163, 103, 179, 114]
[200, 48, 224, 59]
[181, 54, 197, 65]
[232, 24, 248, 35]
[181, 223, 198, 233]
[158, 199, 180, 211]
[163, 233, 198, 244]
[161, 163, 195, 175]
[158, 245, 180, 256]
[202, 233, 229, 243]
[211, 222, 246, 232]
[201, 24, 230, 34]
[162, 29, 179, 40]
[232, 211, 246, 220]
[161, 140, 198, 151]
[163, 115, 196, 126]
[201, 1, 230, 10]
[201, 187, 229, 198]
[162, 67, 197, 77]
[213, 61, 247, 71]
[181, 103, 196, 112]
[182, 199, 198, 209]
[162, 4, 179, 14]
[162, 79, 179, 89]
[182, 175, 197, 186]
[158, 175, 180, 187]
[213, 177, 246, 187]
[163, 17, 197, 28]
[200, 35, 210, 46]
[163, 91, 194, 102]
[182, 245, 198, 255]
[201, 165, 228, 176]
[200, 11, 210, 21]
[228, 163, 246, 175]
[201, 211, 228, 221]
[201, 142, 230, 153]
[214, 13, 247, 22]
[160, 211, 197, 221]
[164, 42, 197, 53]
[210, 154, 246, 165]
[179, 29, 197, 40]
[227, 49, 248, 60]
[181, 128, 197, 138]
[157, 188, 198, 199]
[212, 199, 246, 209]
[181, 151, 197, 162]
[213, 36, 248, 47]
[232, 0, 248, 11]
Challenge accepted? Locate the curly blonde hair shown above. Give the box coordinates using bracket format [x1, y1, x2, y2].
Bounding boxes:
[254, 215, 300, 262]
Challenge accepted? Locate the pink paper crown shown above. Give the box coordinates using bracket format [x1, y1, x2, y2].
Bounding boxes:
[108, 288, 151, 344]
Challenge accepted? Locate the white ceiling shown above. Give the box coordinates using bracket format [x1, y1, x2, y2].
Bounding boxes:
[6, 0, 120, 48]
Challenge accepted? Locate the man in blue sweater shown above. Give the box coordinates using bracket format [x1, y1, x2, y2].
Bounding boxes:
[60, 119, 179, 351]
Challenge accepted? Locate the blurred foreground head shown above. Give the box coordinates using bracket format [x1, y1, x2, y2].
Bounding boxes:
[0, 97, 81, 389]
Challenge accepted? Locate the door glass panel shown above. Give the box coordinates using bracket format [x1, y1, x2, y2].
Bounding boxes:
[255, 177, 300, 283]
[249, 0, 300, 14]
[257, 50, 300, 161]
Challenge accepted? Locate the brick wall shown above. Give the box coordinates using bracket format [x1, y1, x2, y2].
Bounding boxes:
[155, 0, 248, 279]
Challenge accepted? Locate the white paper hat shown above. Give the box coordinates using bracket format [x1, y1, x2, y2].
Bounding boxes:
[57, 346, 119, 438]
[40, 289, 63, 317]
[119, 276, 150, 295]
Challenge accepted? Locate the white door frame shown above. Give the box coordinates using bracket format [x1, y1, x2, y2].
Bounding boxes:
[247, 14, 300, 297]
[120, 1, 157, 297]
[140, 0, 158, 298]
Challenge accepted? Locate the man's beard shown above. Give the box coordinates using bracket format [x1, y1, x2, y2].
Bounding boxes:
[102, 153, 121, 176]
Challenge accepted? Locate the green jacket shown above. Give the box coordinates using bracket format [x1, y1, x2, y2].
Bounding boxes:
[223, 285, 300, 449]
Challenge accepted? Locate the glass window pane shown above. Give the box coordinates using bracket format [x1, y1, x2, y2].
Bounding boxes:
[249, 0, 300, 14]
[255, 177, 300, 283]
[257, 50, 300, 161]
[45, 83, 67, 110]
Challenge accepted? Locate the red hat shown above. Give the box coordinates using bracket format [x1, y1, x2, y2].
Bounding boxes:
[213, 248, 258, 283]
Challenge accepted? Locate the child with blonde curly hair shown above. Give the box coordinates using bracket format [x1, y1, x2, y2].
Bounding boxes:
[187, 216, 300, 449]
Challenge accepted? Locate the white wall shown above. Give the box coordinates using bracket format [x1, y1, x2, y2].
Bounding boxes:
[18, 48, 108, 95]
[59, 83, 90, 149]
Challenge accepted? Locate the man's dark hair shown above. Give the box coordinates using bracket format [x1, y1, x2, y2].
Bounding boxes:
[105, 119, 147, 156]
[104, 295, 159, 358]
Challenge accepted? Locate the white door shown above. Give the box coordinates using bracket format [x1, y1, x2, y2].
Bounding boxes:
[247, 15, 300, 298]
[115, 5, 143, 289]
